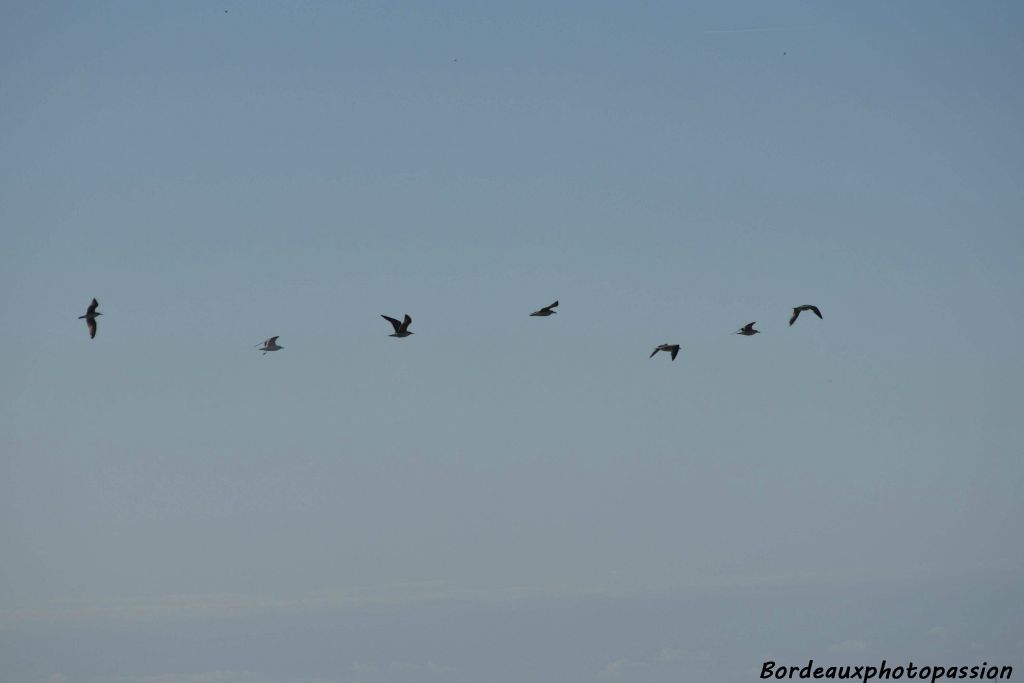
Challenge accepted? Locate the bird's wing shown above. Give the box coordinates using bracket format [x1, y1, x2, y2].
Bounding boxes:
[670, 346, 679, 361]
[809, 305, 822, 319]
[400, 314, 412, 332]
[547, 301, 559, 310]
[742, 322, 755, 332]
[789, 309, 799, 326]
[86, 298, 99, 316]
[649, 348, 659, 358]
[87, 318, 97, 339]
[381, 315, 402, 333]
[268, 336, 279, 345]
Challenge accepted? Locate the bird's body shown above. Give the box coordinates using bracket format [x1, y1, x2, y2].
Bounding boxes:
[382, 314, 414, 337]
[649, 343, 680, 361]
[78, 298, 102, 339]
[737, 322, 760, 336]
[530, 300, 559, 317]
[789, 305, 823, 326]
[258, 336, 283, 354]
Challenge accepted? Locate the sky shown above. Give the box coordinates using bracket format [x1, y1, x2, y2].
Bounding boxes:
[1, 1, 1022, 681]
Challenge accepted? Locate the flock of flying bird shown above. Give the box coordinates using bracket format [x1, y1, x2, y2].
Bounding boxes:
[78, 298, 824, 359]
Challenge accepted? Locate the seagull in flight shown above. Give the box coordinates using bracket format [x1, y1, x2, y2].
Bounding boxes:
[530, 300, 559, 317]
[382, 314, 414, 338]
[737, 322, 760, 336]
[789, 305, 823, 326]
[257, 336, 283, 355]
[78, 298, 102, 339]
[649, 343, 680, 361]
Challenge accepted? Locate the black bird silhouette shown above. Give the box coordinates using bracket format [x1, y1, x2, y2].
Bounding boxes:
[649, 343, 680, 361]
[382, 314, 414, 338]
[78, 298, 102, 339]
[789, 305, 823, 326]
[530, 300, 559, 317]
[737, 322, 760, 336]
[257, 336, 283, 355]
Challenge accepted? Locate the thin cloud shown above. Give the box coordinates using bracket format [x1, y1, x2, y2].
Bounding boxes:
[388, 660, 453, 674]
[108, 674, 271, 683]
[598, 648, 713, 678]
[0, 583, 554, 627]
[598, 658, 649, 679]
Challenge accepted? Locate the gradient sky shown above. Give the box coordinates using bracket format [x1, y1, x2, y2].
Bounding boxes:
[1, 1, 1022, 681]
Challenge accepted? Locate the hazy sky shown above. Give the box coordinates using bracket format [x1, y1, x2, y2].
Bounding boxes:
[1, 1, 1022, 681]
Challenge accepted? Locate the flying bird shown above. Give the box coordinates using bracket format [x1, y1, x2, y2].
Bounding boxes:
[257, 336, 283, 355]
[737, 322, 760, 336]
[649, 343, 680, 361]
[78, 298, 102, 339]
[530, 300, 559, 317]
[789, 305, 823, 326]
[382, 314, 414, 338]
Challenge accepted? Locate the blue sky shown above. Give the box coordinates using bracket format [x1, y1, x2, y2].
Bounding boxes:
[1, 1, 1022, 681]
